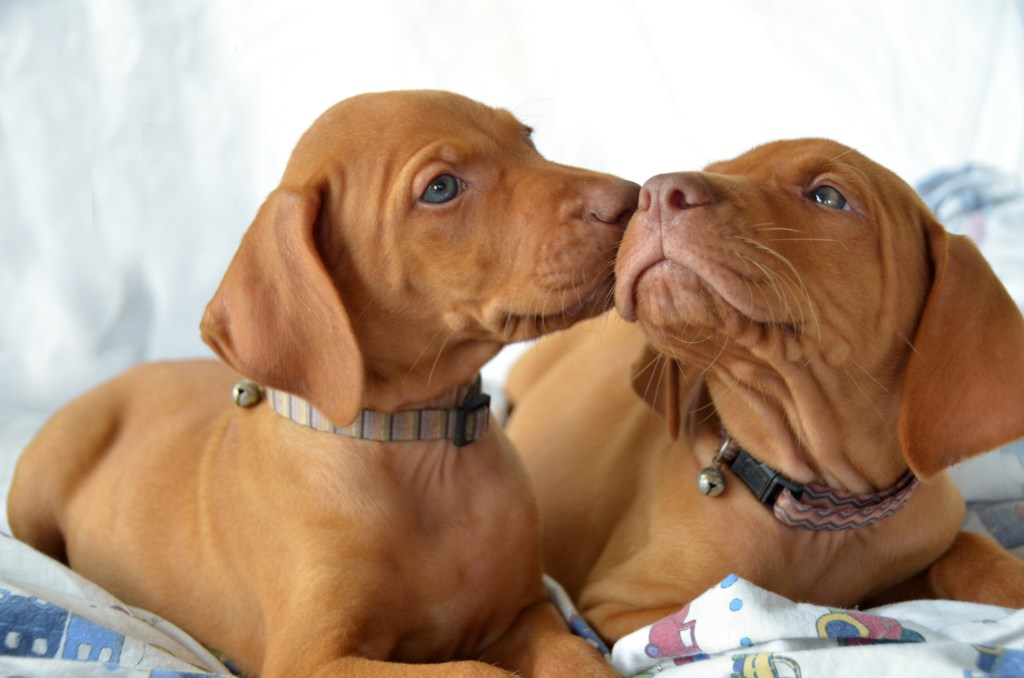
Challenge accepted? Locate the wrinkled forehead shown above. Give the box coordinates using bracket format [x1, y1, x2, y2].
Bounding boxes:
[704, 139, 870, 182]
[705, 138, 927, 218]
[290, 91, 532, 170]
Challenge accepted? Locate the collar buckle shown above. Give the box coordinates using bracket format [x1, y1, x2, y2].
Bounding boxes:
[728, 449, 804, 508]
[454, 392, 491, 447]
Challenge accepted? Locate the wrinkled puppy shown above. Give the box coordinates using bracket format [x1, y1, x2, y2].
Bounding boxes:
[506, 138, 1024, 643]
[9, 90, 639, 676]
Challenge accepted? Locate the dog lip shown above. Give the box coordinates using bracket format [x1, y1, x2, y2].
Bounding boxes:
[501, 274, 616, 340]
[623, 251, 795, 333]
[615, 257, 664, 322]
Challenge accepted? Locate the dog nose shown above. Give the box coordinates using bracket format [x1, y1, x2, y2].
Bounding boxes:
[590, 180, 642, 228]
[640, 173, 714, 215]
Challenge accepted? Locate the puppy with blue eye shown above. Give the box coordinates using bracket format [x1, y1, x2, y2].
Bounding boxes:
[8, 90, 639, 677]
[506, 138, 1024, 645]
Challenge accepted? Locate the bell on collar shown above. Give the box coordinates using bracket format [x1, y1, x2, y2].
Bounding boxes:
[697, 464, 726, 497]
[232, 380, 263, 408]
[696, 433, 732, 497]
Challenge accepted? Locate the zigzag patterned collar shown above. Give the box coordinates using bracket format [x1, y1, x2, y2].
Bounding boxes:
[696, 430, 919, 531]
[237, 376, 491, 447]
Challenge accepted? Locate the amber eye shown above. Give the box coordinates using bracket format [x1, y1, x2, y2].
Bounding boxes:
[421, 174, 461, 204]
[809, 185, 850, 210]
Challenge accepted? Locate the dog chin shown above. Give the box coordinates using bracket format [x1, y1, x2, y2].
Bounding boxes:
[620, 260, 705, 322]
[627, 258, 798, 337]
[491, 276, 616, 342]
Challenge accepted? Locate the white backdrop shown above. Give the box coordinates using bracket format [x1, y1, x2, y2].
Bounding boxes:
[1, 0, 1023, 524]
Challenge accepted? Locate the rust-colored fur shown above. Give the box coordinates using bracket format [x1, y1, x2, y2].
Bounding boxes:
[506, 139, 1024, 643]
[8, 90, 640, 676]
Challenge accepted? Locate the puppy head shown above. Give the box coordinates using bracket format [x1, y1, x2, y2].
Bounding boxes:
[617, 139, 932, 443]
[617, 139, 1024, 476]
[202, 90, 638, 423]
[617, 139, 932, 367]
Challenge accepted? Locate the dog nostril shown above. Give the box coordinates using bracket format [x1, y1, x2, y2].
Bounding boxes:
[590, 182, 642, 228]
[638, 187, 653, 211]
[668, 187, 710, 211]
[668, 189, 689, 210]
[662, 176, 713, 212]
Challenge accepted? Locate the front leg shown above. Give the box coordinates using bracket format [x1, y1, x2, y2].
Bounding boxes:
[258, 602, 605, 678]
[479, 600, 617, 678]
[254, 574, 560, 678]
[304, 657, 513, 677]
[258, 607, 515, 678]
[868, 531, 1024, 608]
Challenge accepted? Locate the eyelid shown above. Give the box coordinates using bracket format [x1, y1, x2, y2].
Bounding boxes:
[809, 176, 858, 212]
[413, 163, 456, 197]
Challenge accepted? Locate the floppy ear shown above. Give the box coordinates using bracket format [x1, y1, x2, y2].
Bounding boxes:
[630, 344, 682, 440]
[899, 216, 1024, 478]
[200, 189, 364, 426]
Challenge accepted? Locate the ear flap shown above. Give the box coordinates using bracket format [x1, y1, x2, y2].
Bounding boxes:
[899, 216, 1024, 478]
[200, 189, 365, 426]
[630, 344, 682, 440]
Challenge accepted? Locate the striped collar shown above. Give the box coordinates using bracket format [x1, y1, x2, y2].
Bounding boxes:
[262, 377, 491, 447]
[698, 430, 918, 531]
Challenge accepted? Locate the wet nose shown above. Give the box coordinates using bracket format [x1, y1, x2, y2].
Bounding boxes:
[639, 172, 715, 215]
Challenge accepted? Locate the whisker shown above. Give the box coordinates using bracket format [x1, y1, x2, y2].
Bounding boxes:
[405, 325, 456, 385]
[426, 331, 454, 386]
[764, 237, 848, 251]
[752, 226, 802, 234]
[895, 328, 919, 356]
[841, 363, 887, 425]
[736, 253, 801, 329]
[732, 235, 820, 339]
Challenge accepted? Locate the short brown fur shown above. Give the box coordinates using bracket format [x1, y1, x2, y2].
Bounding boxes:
[9, 90, 640, 676]
[506, 139, 1024, 643]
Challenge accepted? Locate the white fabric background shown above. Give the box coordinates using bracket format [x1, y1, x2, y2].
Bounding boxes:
[1, 0, 1023, 530]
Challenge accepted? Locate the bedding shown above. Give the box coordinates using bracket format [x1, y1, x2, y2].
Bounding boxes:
[2, 540, 1023, 677]
[607, 576, 1024, 677]
[2, 0, 1023, 675]
[0, 533, 230, 676]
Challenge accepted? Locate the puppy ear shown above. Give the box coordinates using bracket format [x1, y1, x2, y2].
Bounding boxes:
[630, 344, 682, 440]
[201, 189, 364, 426]
[899, 216, 1024, 478]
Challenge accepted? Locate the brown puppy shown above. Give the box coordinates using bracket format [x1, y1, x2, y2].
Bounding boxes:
[505, 138, 1024, 644]
[8, 90, 639, 676]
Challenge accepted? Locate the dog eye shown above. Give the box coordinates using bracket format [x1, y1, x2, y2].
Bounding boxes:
[808, 185, 850, 210]
[421, 174, 461, 204]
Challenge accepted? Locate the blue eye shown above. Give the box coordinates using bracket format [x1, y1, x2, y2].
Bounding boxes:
[809, 185, 850, 210]
[421, 174, 461, 204]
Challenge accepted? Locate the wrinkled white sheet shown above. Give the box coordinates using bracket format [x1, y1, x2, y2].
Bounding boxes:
[0, 533, 230, 676]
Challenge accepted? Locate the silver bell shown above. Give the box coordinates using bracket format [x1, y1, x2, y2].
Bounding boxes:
[232, 380, 263, 408]
[696, 465, 726, 497]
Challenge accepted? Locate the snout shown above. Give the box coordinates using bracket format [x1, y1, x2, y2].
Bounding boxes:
[586, 178, 641, 230]
[615, 172, 715, 321]
[482, 173, 639, 342]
